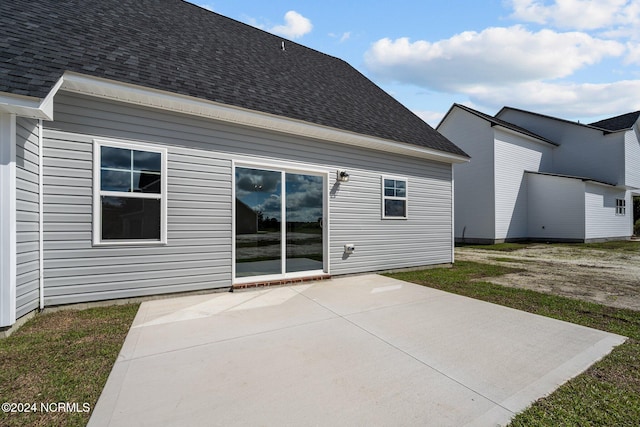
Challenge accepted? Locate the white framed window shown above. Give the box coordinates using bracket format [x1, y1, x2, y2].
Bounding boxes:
[93, 139, 167, 245]
[382, 176, 408, 219]
[616, 198, 626, 215]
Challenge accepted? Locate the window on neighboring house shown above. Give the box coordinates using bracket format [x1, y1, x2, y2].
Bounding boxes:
[94, 140, 167, 244]
[382, 177, 408, 219]
[616, 198, 626, 215]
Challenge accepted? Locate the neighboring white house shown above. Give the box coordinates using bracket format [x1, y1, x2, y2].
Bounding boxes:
[438, 104, 638, 243]
[0, 1, 468, 330]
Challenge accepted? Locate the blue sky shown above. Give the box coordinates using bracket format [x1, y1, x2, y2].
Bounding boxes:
[189, 0, 640, 126]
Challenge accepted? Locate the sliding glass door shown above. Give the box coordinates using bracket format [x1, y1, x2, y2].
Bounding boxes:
[235, 167, 282, 277]
[285, 173, 324, 273]
[235, 166, 325, 279]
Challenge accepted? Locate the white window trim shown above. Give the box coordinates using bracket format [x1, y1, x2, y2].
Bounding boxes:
[92, 139, 168, 246]
[616, 198, 626, 216]
[381, 175, 408, 220]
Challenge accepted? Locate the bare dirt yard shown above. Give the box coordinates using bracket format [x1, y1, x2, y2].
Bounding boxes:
[456, 243, 640, 311]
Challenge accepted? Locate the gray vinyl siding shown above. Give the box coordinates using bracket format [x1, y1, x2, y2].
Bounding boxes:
[42, 131, 232, 306]
[329, 169, 452, 274]
[42, 92, 453, 303]
[15, 117, 40, 317]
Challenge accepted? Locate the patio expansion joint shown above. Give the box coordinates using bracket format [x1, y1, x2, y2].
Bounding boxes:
[122, 315, 342, 364]
[294, 289, 517, 417]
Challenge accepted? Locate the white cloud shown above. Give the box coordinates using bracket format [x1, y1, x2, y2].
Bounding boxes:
[414, 110, 447, 127]
[269, 11, 313, 39]
[364, 26, 624, 92]
[466, 80, 640, 118]
[508, 0, 640, 31]
[329, 32, 351, 42]
[625, 42, 640, 64]
[329, 31, 351, 42]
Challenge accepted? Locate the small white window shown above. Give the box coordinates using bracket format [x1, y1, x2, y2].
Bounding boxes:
[382, 177, 408, 219]
[93, 140, 167, 245]
[616, 198, 626, 215]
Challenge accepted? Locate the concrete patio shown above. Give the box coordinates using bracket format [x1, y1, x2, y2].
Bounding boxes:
[88, 274, 626, 426]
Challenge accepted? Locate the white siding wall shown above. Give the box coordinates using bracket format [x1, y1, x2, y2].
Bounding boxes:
[15, 118, 40, 317]
[625, 128, 640, 189]
[494, 129, 553, 240]
[497, 110, 624, 186]
[40, 92, 453, 304]
[527, 174, 585, 241]
[438, 109, 495, 241]
[584, 184, 631, 240]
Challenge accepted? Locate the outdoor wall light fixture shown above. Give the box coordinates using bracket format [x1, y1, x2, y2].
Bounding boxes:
[337, 170, 350, 182]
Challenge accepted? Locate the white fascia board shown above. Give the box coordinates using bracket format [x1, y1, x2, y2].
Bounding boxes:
[0, 113, 17, 327]
[59, 72, 469, 164]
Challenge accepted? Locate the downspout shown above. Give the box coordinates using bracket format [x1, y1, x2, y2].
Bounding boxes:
[38, 119, 44, 310]
[451, 165, 455, 263]
[0, 113, 17, 327]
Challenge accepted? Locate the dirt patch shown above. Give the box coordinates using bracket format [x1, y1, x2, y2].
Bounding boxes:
[456, 245, 640, 311]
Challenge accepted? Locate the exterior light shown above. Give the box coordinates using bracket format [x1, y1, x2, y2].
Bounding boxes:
[337, 170, 349, 182]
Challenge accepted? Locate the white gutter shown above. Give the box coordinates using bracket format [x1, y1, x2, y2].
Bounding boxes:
[59, 72, 470, 165]
[38, 119, 45, 310]
[2, 72, 469, 164]
[0, 77, 63, 121]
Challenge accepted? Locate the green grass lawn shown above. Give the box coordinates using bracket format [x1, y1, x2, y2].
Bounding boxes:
[388, 261, 640, 426]
[0, 304, 139, 427]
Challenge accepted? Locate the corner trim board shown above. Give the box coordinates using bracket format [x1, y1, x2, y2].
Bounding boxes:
[0, 113, 17, 326]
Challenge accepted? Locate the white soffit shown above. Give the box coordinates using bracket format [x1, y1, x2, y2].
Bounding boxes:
[58, 72, 468, 164]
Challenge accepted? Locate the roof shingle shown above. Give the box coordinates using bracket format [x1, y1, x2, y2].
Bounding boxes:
[446, 104, 558, 146]
[589, 111, 640, 131]
[0, 0, 467, 157]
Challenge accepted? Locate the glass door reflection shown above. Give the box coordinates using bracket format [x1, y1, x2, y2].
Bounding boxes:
[235, 167, 325, 279]
[286, 173, 324, 273]
[235, 167, 282, 277]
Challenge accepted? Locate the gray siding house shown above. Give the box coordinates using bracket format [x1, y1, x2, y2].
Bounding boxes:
[0, 0, 468, 328]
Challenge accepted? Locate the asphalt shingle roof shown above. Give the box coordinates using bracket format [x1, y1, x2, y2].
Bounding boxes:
[1, 0, 467, 157]
[448, 104, 558, 146]
[589, 111, 640, 131]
